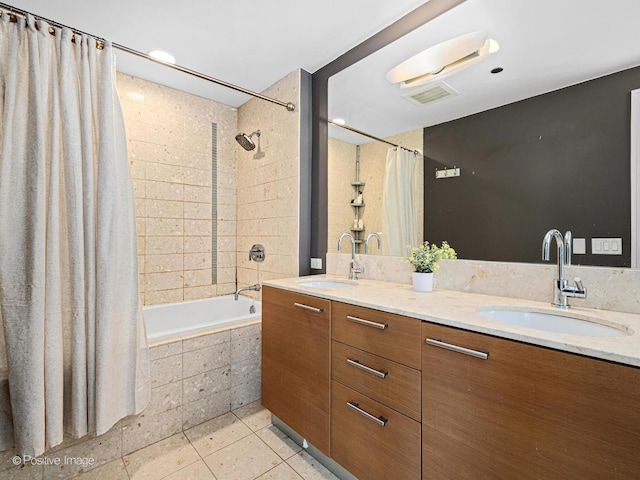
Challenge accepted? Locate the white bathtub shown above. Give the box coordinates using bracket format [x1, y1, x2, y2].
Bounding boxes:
[144, 295, 262, 342]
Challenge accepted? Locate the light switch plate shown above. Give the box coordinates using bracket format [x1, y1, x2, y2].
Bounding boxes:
[310, 258, 323, 269]
[591, 238, 622, 255]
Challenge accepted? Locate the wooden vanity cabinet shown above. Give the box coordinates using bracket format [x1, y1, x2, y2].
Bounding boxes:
[261, 286, 331, 455]
[331, 302, 422, 480]
[422, 322, 640, 480]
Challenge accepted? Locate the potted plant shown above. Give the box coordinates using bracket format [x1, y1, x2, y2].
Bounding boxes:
[405, 241, 457, 292]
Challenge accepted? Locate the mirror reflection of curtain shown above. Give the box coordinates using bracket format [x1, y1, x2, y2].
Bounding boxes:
[382, 148, 419, 256]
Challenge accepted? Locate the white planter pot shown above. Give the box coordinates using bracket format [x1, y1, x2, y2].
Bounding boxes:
[412, 271, 433, 292]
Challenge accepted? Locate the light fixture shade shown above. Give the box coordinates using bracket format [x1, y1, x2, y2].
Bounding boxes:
[147, 50, 176, 64]
[386, 30, 499, 88]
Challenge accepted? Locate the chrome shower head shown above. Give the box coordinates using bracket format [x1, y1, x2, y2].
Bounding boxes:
[235, 130, 261, 151]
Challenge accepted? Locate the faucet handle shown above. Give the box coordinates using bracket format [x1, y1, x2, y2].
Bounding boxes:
[574, 277, 584, 291]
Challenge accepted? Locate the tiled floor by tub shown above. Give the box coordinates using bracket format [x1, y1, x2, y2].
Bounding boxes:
[75, 401, 340, 480]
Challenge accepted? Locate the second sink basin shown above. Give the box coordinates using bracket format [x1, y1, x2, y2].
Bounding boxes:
[297, 279, 356, 289]
[477, 307, 629, 337]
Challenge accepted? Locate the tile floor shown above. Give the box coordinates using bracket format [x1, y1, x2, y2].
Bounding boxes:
[75, 401, 340, 480]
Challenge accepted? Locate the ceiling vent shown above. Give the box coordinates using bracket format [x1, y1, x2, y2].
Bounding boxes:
[401, 81, 459, 107]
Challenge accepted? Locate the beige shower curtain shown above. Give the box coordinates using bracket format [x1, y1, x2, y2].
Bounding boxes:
[0, 14, 149, 457]
[382, 147, 419, 256]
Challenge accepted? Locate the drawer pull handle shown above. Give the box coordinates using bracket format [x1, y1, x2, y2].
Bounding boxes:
[426, 338, 489, 360]
[346, 401, 387, 426]
[346, 358, 388, 378]
[346, 315, 388, 330]
[294, 302, 324, 314]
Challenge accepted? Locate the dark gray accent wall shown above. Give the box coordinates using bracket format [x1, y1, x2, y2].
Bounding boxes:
[299, 69, 312, 276]
[423, 66, 640, 267]
[310, 0, 465, 273]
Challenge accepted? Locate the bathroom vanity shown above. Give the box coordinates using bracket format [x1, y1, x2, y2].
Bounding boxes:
[261, 278, 640, 480]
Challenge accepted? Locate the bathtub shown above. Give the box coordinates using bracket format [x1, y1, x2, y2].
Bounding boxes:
[144, 295, 262, 342]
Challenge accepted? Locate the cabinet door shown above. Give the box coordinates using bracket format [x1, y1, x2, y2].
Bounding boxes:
[332, 381, 421, 480]
[262, 286, 331, 455]
[422, 322, 640, 480]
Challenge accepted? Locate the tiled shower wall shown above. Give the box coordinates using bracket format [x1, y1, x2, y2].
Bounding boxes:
[117, 73, 238, 305]
[236, 70, 302, 293]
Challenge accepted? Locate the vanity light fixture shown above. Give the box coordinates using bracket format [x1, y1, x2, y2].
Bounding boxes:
[147, 50, 176, 64]
[386, 30, 499, 89]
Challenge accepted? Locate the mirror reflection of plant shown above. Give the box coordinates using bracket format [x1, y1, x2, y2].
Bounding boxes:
[405, 241, 457, 273]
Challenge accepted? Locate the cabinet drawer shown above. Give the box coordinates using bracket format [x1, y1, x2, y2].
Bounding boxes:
[332, 341, 421, 421]
[262, 286, 331, 455]
[331, 381, 421, 480]
[332, 302, 421, 369]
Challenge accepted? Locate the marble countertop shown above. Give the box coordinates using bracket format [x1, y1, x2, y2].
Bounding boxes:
[263, 275, 640, 368]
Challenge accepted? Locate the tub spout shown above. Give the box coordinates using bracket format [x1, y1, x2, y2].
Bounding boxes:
[235, 284, 261, 301]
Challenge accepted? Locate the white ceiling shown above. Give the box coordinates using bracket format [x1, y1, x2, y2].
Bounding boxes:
[329, 0, 640, 144]
[13, 0, 640, 145]
[18, 0, 429, 108]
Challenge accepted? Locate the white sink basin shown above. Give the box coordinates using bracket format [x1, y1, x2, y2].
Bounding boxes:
[296, 279, 356, 289]
[477, 307, 629, 337]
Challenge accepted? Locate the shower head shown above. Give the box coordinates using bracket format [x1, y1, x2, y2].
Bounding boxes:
[235, 130, 261, 151]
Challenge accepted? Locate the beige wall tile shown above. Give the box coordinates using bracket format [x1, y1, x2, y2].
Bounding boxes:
[184, 285, 217, 301]
[145, 272, 184, 291]
[184, 269, 213, 288]
[184, 202, 212, 220]
[145, 180, 184, 202]
[183, 330, 230, 353]
[146, 162, 185, 184]
[184, 236, 212, 253]
[183, 343, 230, 378]
[145, 236, 183, 255]
[121, 407, 183, 456]
[145, 289, 184, 305]
[182, 390, 231, 430]
[146, 218, 183, 237]
[184, 253, 211, 271]
[184, 219, 212, 237]
[146, 199, 183, 219]
[146, 254, 184, 274]
[184, 185, 211, 204]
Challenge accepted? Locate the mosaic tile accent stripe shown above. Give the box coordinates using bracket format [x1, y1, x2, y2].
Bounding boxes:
[211, 122, 218, 285]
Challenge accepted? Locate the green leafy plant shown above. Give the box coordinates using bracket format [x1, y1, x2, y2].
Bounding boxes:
[405, 241, 457, 273]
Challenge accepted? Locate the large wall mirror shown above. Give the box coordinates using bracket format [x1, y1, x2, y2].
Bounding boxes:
[327, 0, 640, 268]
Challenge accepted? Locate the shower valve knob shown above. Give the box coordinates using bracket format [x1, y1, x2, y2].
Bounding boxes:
[249, 244, 266, 262]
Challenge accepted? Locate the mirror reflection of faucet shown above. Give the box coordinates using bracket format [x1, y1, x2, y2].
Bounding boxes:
[541, 229, 586, 308]
[365, 232, 382, 254]
[338, 232, 363, 280]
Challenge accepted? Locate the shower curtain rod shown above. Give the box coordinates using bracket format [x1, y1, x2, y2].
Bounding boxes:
[0, 2, 296, 112]
[328, 119, 420, 154]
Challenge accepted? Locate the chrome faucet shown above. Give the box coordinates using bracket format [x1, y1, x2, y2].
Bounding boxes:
[365, 232, 382, 254]
[235, 283, 261, 301]
[338, 232, 363, 280]
[542, 229, 586, 308]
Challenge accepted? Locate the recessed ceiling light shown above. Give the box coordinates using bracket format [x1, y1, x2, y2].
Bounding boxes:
[491, 67, 504, 74]
[386, 30, 499, 89]
[331, 118, 347, 125]
[147, 50, 176, 64]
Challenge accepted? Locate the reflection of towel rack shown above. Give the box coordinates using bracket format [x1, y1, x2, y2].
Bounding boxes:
[435, 166, 460, 179]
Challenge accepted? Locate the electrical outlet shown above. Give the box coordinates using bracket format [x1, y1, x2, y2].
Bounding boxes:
[573, 238, 586, 255]
[310, 258, 323, 269]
